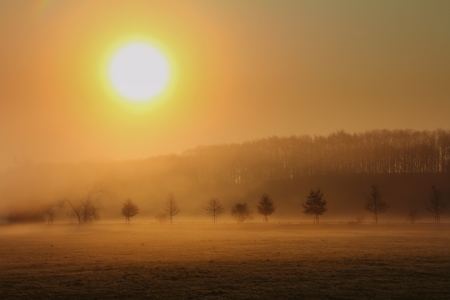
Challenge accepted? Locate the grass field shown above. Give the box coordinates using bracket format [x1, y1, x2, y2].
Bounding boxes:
[1, 223, 450, 299]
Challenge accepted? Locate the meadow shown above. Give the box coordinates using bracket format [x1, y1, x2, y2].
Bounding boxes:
[1, 223, 449, 299]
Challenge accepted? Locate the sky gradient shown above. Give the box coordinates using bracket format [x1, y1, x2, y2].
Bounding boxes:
[1, 0, 449, 169]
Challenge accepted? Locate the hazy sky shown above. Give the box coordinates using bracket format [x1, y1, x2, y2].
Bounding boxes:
[1, 0, 449, 168]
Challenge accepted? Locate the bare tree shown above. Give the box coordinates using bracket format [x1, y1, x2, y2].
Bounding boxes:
[204, 198, 224, 224]
[43, 206, 55, 224]
[65, 186, 107, 224]
[365, 185, 388, 224]
[155, 212, 169, 223]
[163, 193, 180, 224]
[121, 199, 140, 223]
[427, 186, 446, 224]
[302, 188, 327, 224]
[81, 199, 101, 223]
[406, 209, 419, 224]
[231, 203, 253, 224]
[67, 198, 101, 223]
[43, 201, 63, 224]
[257, 193, 275, 223]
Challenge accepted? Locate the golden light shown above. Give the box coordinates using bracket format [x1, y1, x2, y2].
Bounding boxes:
[108, 42, 170, 102]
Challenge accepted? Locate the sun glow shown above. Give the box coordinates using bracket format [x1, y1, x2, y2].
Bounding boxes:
[108, 42, 170, 102]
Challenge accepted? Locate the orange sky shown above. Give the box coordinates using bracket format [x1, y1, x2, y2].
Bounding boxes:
[1, 0, 449, 169]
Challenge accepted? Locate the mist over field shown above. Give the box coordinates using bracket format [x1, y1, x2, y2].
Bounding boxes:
[1, 130, 450, 224]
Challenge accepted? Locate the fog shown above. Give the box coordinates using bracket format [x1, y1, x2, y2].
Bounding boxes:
[2, 1, 450, 298]
[2, 130, 449, 225]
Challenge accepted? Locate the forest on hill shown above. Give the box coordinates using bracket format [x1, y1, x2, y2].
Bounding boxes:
[183, 129, 450, 184]
[1, 129, 450, 223]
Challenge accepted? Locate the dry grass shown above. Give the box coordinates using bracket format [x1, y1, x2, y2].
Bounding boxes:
[1, 223, 450, 299]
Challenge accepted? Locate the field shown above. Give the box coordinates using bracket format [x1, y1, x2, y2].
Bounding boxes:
[1, 223, 450, 299]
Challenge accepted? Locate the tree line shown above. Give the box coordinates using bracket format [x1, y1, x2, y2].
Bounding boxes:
[4, 129, 450, 224]
[183, 129, 450, 184]
[121, 193, 276, 224]
[27, 184, 445, 225]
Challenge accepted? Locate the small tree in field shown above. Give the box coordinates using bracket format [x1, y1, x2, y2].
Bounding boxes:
[163, 193, 180, 224]
[365, 185, 388, 224]
[155, 212, 168, 223]
[67, 198, 101, 223]
[231, 203, 253, 224]
[428, 186, 446, 224]
[302, 188, 327, 224]
[257, 193, 275, 223]
[121, 199, 140, 223]
[204, 198, 224, 224]
[43, 206, 55, 224]
[43, 201, 64, 224]
[65, 185, 108, 224]
[406, 209, 419, 224]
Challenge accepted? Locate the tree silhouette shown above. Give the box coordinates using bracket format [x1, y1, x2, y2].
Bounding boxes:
[43, 201, 64, 224]
[81, 198, 100, 223]
[66, 200, 83, 224]
[121, 199, 140, 223]
[43, 206, 55, 224]
[155, 212, 169, 223]
[204, 198, 224, 224]
[406, 209, 419, 224]
[65, 186, 107, 224]
[427, 186, 446, 224]
[257, 193, 275, 223]
[231, 203, 253, 224]
[67, 198, 101, 223]
[163, 193, 180, 224]
[184, 129, 450, 184]
[365, 185, 388, 224]
[302, 188, 327, 224]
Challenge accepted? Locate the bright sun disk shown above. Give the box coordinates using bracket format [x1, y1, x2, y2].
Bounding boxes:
[108, 42, 170, 102]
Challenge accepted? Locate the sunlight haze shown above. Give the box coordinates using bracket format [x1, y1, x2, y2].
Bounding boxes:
[2, 2, 450, 298]
[1, 0, 449, 168]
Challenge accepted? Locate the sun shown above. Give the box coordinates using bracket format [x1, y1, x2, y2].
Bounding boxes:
[108, 42, 170, 102]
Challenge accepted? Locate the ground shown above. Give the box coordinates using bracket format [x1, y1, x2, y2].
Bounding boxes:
[1, 223, 449, 299]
